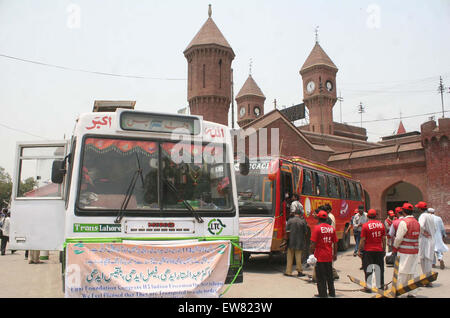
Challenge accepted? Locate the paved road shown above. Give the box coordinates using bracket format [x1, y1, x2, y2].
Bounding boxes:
[0, 239, 449, 298]
[0, 250, 64, 298]
[223, 240, 450, 298]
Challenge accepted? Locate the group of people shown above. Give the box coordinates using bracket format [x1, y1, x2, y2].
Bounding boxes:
[352, 201, 447, 297]
[283, 196, 340, 297]
[283, 197, 448, 298]
[384, 202, 448, 271]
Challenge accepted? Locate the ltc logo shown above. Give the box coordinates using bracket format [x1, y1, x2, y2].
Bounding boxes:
[208, 218, 226, 235]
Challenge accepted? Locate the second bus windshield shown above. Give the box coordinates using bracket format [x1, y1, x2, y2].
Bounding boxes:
[235, 161, 274, 216]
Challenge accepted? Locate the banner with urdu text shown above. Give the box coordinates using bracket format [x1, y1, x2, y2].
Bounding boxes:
[239, 217, 274, 252]
[65, 241, 230, 298]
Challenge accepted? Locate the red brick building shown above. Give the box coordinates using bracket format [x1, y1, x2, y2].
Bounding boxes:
[184, 6, 450, 235]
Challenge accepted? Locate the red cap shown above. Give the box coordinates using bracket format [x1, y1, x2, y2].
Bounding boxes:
[368, 209, 377, 217]
[415, 201, 427, 209]
[402, 203, 413, 211]
[354, 209, 359, 214]
[394, 207, 402, 214]
[317, 210, 328, 219]
[388, 210, 395, 217]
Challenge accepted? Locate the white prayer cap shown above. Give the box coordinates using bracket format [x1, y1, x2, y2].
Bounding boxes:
[428, 208, 435, 213]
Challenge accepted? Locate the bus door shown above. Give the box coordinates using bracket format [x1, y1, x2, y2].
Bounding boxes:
[280, 169, 293, 212]
[272, 167, 293, 249]
[9, 141, 68, 251]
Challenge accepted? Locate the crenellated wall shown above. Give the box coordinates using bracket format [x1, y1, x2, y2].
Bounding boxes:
[421, 118, 450, 235]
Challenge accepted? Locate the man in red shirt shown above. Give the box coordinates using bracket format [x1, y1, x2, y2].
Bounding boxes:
[358, 209, 386, 292]
[310, 210, 338, 298]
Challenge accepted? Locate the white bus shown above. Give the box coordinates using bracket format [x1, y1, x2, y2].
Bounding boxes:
[9, 108, 243, 291]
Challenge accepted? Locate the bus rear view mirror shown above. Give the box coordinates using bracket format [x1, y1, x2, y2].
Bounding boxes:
[238, 155, 249, 176]
[51, 160, 66, 184]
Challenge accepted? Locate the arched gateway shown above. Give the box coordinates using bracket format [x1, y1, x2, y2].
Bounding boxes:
[382, 181, 424, 214]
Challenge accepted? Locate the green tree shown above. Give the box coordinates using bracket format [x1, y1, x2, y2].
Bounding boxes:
[0, 167, 12, 209]
[18, 177, 38, 197]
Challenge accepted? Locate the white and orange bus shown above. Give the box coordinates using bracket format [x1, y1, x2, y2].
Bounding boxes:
[235, 156, 365, 260]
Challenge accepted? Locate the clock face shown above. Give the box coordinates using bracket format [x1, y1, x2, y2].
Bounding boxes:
[306, 81, 315, 94]
[254, 106, 261, 117]
[239, 107, 245, 118]
[326, 80, 333, 92]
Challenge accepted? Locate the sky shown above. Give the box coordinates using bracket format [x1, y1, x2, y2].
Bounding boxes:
[0, 0, 449, 175]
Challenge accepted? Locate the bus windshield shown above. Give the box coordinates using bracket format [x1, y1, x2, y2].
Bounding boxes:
[235, 161, 274, 216]
[77, 137, 233, 213]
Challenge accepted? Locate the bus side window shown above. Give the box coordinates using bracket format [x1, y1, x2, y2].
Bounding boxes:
[314, 172, 326, 197]
[334, 177, 341, 198]
[348, 181, 357, 200]
[345, 180, 352, 199]
[326, 175, 338, 198]
[17, 146, 65, 198]
[354, 182, 362, 201]
[301, 169, 313, 196]
[340, 178, 349, 199]
[292, 166, 300, 193]
[357, 183, 363, 201]
[325, 175, 331, 198]
[314, 172, 320, 196]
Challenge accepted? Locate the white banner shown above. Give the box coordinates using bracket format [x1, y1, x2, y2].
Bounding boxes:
[65, 241, 230, 298]
[239, 217, 274, 252]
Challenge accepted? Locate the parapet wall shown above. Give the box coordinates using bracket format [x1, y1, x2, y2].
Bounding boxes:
[421, 117, 450, 241]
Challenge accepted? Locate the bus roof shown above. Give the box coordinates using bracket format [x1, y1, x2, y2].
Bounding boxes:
[281, 155, 354, 179]
[74, 109, 230, 143]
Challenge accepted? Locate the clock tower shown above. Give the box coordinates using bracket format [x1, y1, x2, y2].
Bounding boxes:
[236, 74, 266, 127]
[300, 41, 338, 135]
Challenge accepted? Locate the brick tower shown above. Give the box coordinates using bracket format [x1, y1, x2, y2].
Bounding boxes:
[183, 5, 235, 126]
[236, 74, 266, 127]
[300, 41, 338, 134]
[421, 117, 450, 227]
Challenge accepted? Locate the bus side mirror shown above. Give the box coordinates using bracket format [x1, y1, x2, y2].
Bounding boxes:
[51, 160, 66, 184]
[238, 154, 249, 176]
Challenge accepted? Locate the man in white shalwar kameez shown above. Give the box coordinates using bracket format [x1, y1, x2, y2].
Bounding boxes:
[429, 208, 448, 269]
[416, 202, 435, 285]
[393, 203, 420, 297]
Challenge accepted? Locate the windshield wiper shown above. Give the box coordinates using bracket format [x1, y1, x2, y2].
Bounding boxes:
[163, 178, 204, 223]
[114, 154, 145, 224]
